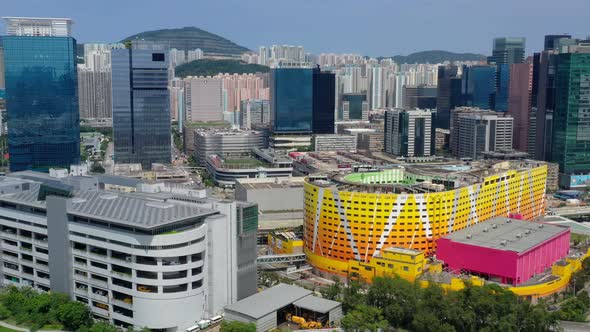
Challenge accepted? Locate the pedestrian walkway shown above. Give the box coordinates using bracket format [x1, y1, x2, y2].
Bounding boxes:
[0, 320, 64, 332]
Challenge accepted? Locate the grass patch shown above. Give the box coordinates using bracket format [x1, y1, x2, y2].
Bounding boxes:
[223, 158, 265, 167]
[0, 325, 21, 332]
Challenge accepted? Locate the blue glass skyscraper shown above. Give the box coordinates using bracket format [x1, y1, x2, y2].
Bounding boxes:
[494, 64, 510, 112]
[312, 67, 335, 134]
[270, 67, 313, 133]
[2, 18, 80, 172]
[111, 44, 171, 169]
[462, 65, 496, 109]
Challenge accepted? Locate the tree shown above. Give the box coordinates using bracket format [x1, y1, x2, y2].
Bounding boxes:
[320, 278, 342, 301]
[342, 280, 366, 313]
[341, 304, 388, 332]
[91, 162, 106, 174]
[56, 302, 92, 330]
[220, 321, 256, 332]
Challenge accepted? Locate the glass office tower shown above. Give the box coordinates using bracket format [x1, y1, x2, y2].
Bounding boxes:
[3, 36, 80, 171]
[341, 93, 367, 120]
[488, 37, 525, 65]
[312, 67, 335, 134]
[494, 64, 510, 112]
[551, 52, 590, 174]
[270, 67, 313, 133]
[462, 65, 496, 110]
[111, 45, 171, 169]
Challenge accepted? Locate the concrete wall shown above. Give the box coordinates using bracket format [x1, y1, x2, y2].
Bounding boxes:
[235, 185, 303, 212]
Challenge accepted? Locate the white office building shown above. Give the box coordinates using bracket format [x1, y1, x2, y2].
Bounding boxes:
[0, 172, 257, 331]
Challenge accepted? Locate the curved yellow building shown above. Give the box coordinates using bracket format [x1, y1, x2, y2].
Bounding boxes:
[303, 162, 548, 276]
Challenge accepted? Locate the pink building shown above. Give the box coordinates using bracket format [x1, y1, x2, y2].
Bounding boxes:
[507, 63, 533, 152]
[437, 217, 570, 285]
[217, 73, 269, 113]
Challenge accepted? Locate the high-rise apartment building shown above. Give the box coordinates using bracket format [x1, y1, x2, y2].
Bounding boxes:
[240, 99, 270, 129]
[435, 65, 462, 129]
[111, 44, 171, 169]
[184, 77, 223, 122]
[341, 93, 368, 121]
[455, 112, 513, 159]
[488, 37, 526, 65]
[449, 107, 491, 155]
[312, 67, 335, 134]
[507, 63, 533, 152]
[2, 17, 80, 171]
[369, 66, 384, 110]
[384, 108, 435, 157]
[551, 44, 590, 175]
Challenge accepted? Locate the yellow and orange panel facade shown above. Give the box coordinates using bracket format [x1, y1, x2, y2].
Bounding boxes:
[303, 162, 548, 277]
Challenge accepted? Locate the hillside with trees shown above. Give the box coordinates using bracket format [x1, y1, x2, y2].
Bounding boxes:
[174, 59, 269, 78]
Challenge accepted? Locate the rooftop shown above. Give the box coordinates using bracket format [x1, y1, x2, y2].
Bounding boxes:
[0, 176, 218, 230]
[441, 217, 569, 253]
[235, 177, 305, 189]
[224, 283, 312, 319]
[292, 296, 341, 314]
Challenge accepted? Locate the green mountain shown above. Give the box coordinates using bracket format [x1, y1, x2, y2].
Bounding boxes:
[387, 50, 486, 64]
[120, 27, 250, 55]
[175, 59, 269, 78]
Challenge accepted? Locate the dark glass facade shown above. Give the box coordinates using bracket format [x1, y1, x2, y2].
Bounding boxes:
[494, 64, 510, 112]
[435, 65, 460, 129]
[551, 53, 590, 174]
[342, 93, 366, 120]
[3, 36, 80, 172]
[111, 48, 171, 169]
[462, 65, 496, 109]
[488, 37, 525, 65]
[270, 68, 313, 133]
[312, 67, 335, 134]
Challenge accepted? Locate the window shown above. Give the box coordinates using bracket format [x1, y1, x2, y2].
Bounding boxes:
[152, 53, 165, 62]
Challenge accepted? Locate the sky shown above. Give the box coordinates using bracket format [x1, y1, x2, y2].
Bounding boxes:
[1, 0, 589, 57]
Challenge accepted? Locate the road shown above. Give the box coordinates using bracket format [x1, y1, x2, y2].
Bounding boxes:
[103, 142, 114, 174]
[552, 206, 590, 217]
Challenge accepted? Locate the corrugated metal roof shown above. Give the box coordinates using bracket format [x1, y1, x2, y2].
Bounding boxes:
[292, 295, 341, 313]
[224, 284, 312, 319]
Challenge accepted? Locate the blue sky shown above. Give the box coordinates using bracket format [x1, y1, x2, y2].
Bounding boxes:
[2, 0, 588, 56]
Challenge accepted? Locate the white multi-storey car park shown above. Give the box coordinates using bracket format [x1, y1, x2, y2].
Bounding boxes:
[0, 172, 258, 331]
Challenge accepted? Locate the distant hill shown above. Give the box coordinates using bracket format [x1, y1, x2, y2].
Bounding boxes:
[175, 59, 269, 78]
[387, 50, 486, 64]
[120, 27, 250, 56]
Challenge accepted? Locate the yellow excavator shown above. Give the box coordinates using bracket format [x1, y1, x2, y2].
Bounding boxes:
[286, 313, 323, 329]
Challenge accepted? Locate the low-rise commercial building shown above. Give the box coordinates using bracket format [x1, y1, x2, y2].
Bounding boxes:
[0, 172, 257, 331]
[224, 283, 342, 332]
[313, 134, 357, 152]
[206, 149, 293, 187]
[437, 217, 570, 285]
[194, 130, 264, 166]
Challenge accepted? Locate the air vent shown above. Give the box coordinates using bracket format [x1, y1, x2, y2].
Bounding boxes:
[99, 194, 118, 200]
[492, 224, 497, 229]
[538, 224, 544, 228]
[525, 229, 531, 235]
[516, 233, 522, 239]
[71, 198, 86, 204]
[466, 234, 472, 239]
[506, 219, 512, 223]
[500, 240, 507, 246]
[483, 227, 488, 233]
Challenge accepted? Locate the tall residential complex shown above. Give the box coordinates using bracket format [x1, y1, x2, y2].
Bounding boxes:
[488, 37, 526, 65]
[184, 77, 223, 122]
[169, 48, 203, 67]
[507, 63, 533, 152]
[258, 45, 305, 66]
[454, 112, 513, 159]
[111, 44, 171, 169]
[0, 172, 257, 330]
[435, 65, 462, 129]
[384, 108, 435, 157]
[2, 17, 80, 172]
[551, 44, 590, 175]
[240, 99, 270, 129]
